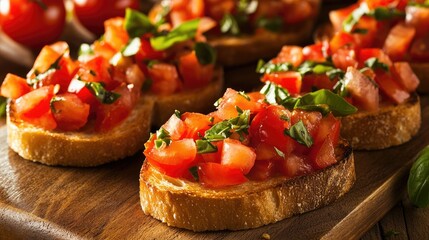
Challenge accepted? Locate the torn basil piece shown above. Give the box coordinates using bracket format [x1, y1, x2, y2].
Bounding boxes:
[85, 82, 121, 104]
[124, 8, 156, 38]
[195, 42, 216, 65]
[284, 120, 313, 147]
[150, 19, 200, 50]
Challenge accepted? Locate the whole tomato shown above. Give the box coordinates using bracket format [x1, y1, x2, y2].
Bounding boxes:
[0, 0, 66, 49]
[73, 0, 139, 36]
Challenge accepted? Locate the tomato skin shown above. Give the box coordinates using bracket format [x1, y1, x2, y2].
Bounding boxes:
[221, 138, 256, 175]
[73, 0, 139, 36]
[215, 88, 264, 120]
[272, 46, 303, 67]
[148, 63, 181, 96]
[14, 86, 57, 130]
[181, 112, 212, 140]
[198, 162, 247, 188]
[392, 62, 419, 92]
[332, 48, 358, 71]
[291, 110, 322, 144]
[383, 22, 416, 61]
[374, 71, 410, 104]
[51, 93, 90, 131]
[0, 0, 66, 48]
[178, 51, 214, 89]
[1, 73, 31, 99]
[344, 67, 379, 112]
[145, 138, 197, 177]
[261, 72, 302, 95]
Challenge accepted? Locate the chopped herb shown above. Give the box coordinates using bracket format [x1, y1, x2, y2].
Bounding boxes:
[297, 61, 334, 76]
[342, 5, 368, 33]
[274, 147, 285, 158]
[327, 68, 345, 80]
[189, 166, 199, 181]
[284, 120, 313, 147]
[27, 55, 63, 87]
[0, 96, 6, 117]
[154, 127, 171, 148]
[365, 57, 389, 72]
[49, 96, 65, 114]
[209, 117, 214, 123]
[204, 110, 250, 142]
[150, 19, 200, 50]
[369, 7, 405, 21]
[196, 140, 218, 154]
[220, 13, 240, 35]
[238, 91, 250, 101]
[78, 43, 94, 58]
[256, 60, 293, 74]
[124, 9, 156, 38]
[174, 110, 182, 118]
[122, 37, 142, 57]
[256, 16, 283, 32]
[214, 98, 222, 108]
[280, 114, 290, 122]
[152, 2, 171, 25]
[194, 42, 216, 65]
[85, 82, 121, 104]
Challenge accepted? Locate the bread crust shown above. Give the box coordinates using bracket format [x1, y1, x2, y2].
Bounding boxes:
[410, 62, 429, 93]
[150, 67, 224, 126]
[139, 142, 355, 231]
[341, 94, 421, 150]
[7, 97, 154, 167]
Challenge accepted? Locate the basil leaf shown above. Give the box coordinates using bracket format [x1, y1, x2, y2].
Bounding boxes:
[256, 60, 293, 74]
[27, 55, 63, 87]
[189, 166, 199, 181]
[196, 140, 218, 154]
[0, 96, 6, 117]
[260, 82, 290, 105]
[220, 13, 240, 35]
[49, 96, 65, 114]
[204, 110, 250, 142]
[297, 61, 334, 75]
[365, 57, 389, 72]
[408, 145, 429, 208]
[327, 68, 345, 80]
[122, 37, 141, 57]
[284, 120, 313, 147]
[295, 89, 357, 117]
[150, 19, 200, 50]
[343, 5, 368, 33]
[274, 147, 285, 158]
[369, 7, 405, 20]
[124, 8, 156, 38]
[194, 42, 216, 65]
[85, 82, 121, 104]
[256, 16, 283, 32]
[78, 43, 94, 58]
[155, 127, 171, 148]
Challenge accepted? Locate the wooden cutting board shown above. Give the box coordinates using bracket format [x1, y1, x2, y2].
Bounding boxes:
[0, 97, 427, 240]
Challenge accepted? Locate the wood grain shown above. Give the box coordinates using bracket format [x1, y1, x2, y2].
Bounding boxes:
[0, 97, 427, 239]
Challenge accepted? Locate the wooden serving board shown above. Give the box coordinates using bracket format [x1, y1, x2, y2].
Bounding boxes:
[0, 97, 427, 240]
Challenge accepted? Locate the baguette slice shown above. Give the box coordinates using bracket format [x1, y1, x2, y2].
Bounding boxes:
[7, 97, 154, 167]
[140, 142, 355, 231]
[341, 93, 421, 150]
[150, 67, 224, 126]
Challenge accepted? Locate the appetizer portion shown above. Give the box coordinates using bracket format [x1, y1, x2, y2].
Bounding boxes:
[140, 84, 356, 231]
[149, 0, 321, 66]
[257, 42, 421, 149]
[0, 9, 223, 166]
[327, 0, 429, 92]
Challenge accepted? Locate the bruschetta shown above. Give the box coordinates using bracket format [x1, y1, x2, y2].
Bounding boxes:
[0, 9, 223, 166]
[140, 85, 357, 231]
[149, 0, 321, 66]
[327, 0, 429, 92]
[257, 43, 421, 150]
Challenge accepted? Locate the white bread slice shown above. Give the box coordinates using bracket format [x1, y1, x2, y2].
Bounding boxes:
[341, 93, 421, 150]
[150, 67, 224, 126]
[139, 142, 355, 231]
[7, 97, 154, 167]
[410, 62, 429, 93]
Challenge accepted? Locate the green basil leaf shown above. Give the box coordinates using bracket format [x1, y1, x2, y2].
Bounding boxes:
[204, 110, 250, 142]
[364, 57, 389, 72]
[122, 37, 142, 57]
[27, 55, 63, 87]
[274, 147, 285, 158]
[124, 8, 156, 38]
[256, 16, 283, 32]
[150, 19, 200, 50]
[312, 64, 335, 75]
[194, 42, 216, 65]
[369, 7, 405, 21]
[155, 127, 171, 148]
[297, 61, 334, 75]
[342, 5, 369, 33]
[85, 82, 121, 104]
[189, 166, 199, 181]
[408, 145, 429, 208]
[284, 120, 313, 147]
[196, 140, 218, 154]
[0, 96, 6, 117]
[256, 60, 293, 74]
[78, 43, 94, 58]
[260, 82, 291, 105]
[49, 96, 65, 114]
[327, 68, 345, 80]
[220, 13, 240, 35]
[295, 89, 357, 117]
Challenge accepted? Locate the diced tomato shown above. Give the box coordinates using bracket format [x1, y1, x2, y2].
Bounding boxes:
[301, 74, 336, 93]
[247, 160, 275, 181]
[78, 56, 121, 91]
[181, 112, 212, 140]
[221, 138, 256, 175]
[94, 85, 133, 132]
[199, 140, 223, 163]
[92, 40, 117, 60]
[146, 138, 197, 177]
[178, 51, 214, 89]
[215, 88, 264, 120]
[103, 17, 129, 52]
[51, 93, 90, 131]
[1, 74, 31, 99]
[254, 143, 283, 161]
[135, 38, 166, 62]
[148, 63, 181, 95]
[280, 153, 312, 178]
[14, 86, 57, 130]
[344, 67, 379, 111]
[313, 113, 341, 146]
[410, 35, 429, 62]
[330, 32, 356, 53]
[383, 22, 416, 61]
[249, 105, 294, 155]
[30, 45, 62, 74]
[406, 5, 429, 38]
[125, 64, 145, 102]
[198, 162, 247, 188]
[392, 62, 419, 92]
[162, 114, 186, 140]
[67, 77, 100, 110]
[357, 48, 393, 68]
[332, 48, 358, 71]
[329, 3, 360, 32]
[302, 43, 330, 62]
[291, 110, 322, 141]
[309, 135, 337, 170]
[168, 0, 204, 26]
[374, 71, 410, 104]
[352, 16, 377, 48]
[272, 46, 303, 67]
[261, 71, 302, 95]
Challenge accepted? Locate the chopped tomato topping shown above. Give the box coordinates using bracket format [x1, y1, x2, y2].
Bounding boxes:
[1, 74, 32, 99]
[103, 17, 129, 52]
[221, 138, 256, 175]
[215, 88, 264, 120]
[261, 71, 302, 95]
[181, 112, 212, 140]
[148, 63, 181, 96]
[247, 160, 275, 181]
[344, 67, 379, 111]
[309, 135, 337, 170]
[302, 43, 330, 62]
[198, 162, 247, 188]
[332, 48, 358, 71]
[51, 93, 90, 131]
[383, 22, 416, 61]
[374, 71, 410, 104]
[280, 153, 312, 178]
[162, 114, 186, 140]
[392, 62, 419, 92]
[178, 51, 214, 89]
[272, 46, 304, 67]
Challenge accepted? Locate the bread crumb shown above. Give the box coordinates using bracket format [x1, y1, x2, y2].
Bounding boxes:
[262, 233, 271, 240]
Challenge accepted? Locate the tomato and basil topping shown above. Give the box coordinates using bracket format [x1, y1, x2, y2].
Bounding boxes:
[148, 0, 319, 36]
[144, 84, 356, 188]
[258, 42, 419, 112]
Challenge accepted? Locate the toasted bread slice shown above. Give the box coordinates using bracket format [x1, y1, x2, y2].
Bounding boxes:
[150, 67, 224, 126]
[139, 142, 355, 231]
[410, 62, 429, 93]
[341, 94, 421, 150]
[7, 97, 154, 167]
